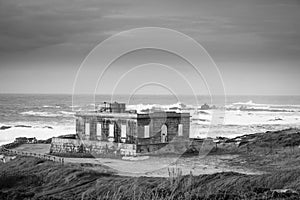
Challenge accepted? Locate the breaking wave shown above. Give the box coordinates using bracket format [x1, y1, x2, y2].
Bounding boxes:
[59, 111, 75, 116]
[21, 111, 61, 117]
[227, 100, 300, 112]
[0, 123, 74, 145]
[20, 110, 75, 118]
[126, 102, 195, 113]
[42, 105, 61, 108]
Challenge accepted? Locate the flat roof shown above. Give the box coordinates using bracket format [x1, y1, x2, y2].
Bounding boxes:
[75, 111, 190, 119]
[75, 112, 138, 119]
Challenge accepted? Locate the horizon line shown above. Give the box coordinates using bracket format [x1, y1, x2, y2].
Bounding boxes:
[0, 92, 299, 97]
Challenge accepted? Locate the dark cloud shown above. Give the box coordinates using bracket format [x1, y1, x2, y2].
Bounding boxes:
[0, 0, 299, 57]
[0, 0, 299, 94]
[0, 0, 127, 52]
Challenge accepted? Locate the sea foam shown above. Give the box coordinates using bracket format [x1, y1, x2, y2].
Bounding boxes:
[0, 125, 74, 146]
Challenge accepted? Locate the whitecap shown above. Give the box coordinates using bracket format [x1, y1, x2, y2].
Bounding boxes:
[20, 111, 61, 117]
[0, 125, 74, 146]
[59, 111, 75, 116]
[42, 105, 61, 108]
[126, 102, 195, 113]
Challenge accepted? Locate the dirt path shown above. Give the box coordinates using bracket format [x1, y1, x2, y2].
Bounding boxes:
[12, 144, 262, 177]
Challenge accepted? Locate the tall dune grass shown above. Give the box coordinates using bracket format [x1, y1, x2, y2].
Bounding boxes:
[0, 156, 300, 199]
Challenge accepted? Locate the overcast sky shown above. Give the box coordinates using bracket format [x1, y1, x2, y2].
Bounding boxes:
[0, 0, 299, 95]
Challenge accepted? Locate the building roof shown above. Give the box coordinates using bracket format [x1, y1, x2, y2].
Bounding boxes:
[75, 111, 190, 119]
[75, 102, 190, 119]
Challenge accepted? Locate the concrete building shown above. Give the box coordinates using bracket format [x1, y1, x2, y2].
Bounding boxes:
[50, 102, 191, 156]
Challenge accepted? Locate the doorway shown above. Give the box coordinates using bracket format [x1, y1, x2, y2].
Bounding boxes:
[161, 124, 167, 143]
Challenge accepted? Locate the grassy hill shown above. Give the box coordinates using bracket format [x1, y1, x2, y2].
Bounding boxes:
[1, 128, 300, 199]
[0, 156, 300, 200]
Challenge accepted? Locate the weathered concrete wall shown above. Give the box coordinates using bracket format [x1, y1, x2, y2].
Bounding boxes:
[76, 116, 138, 143]
[137, 113, 190, 144]
[50, 137, 136, 156]
[137, 138, 218, 155]
[75, 111, 190, 153]
[137, 138, 191, 154]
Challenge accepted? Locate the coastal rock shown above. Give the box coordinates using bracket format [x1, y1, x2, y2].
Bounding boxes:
[15, 125, 32, 128]
[43, 126, 53, 129]
[197, 110, 209, 115]
[0, 126, 11, 130]
[200, 103, 210, 110]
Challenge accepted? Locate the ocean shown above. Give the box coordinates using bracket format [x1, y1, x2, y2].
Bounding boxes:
[0, 94, 300, 145]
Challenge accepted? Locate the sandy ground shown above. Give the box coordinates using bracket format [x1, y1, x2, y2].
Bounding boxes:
[12, 144, 262, 177]
[93, 155, 261, 177]
[12, 144, 51, 154]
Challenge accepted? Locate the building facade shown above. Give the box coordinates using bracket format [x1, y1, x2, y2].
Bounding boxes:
[76, 107, 190, 144]
[51, 102, 190, 156]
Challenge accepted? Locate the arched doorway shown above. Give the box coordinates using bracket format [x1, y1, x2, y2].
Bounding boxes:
[161, 124, 168, 143]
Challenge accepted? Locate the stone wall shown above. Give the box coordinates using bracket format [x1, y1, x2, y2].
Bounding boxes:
[137, 138, 191, 154]
[74, 111, 190, 154]
[76, 115, 138, 143]
[137, 113, 190, 144]
[50, 137, 137, 156]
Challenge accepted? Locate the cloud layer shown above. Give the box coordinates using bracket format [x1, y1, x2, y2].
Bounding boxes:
[0, 0, 299, 94]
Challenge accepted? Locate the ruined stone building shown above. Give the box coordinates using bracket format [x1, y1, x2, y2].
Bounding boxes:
[50, 102, 190, 156]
